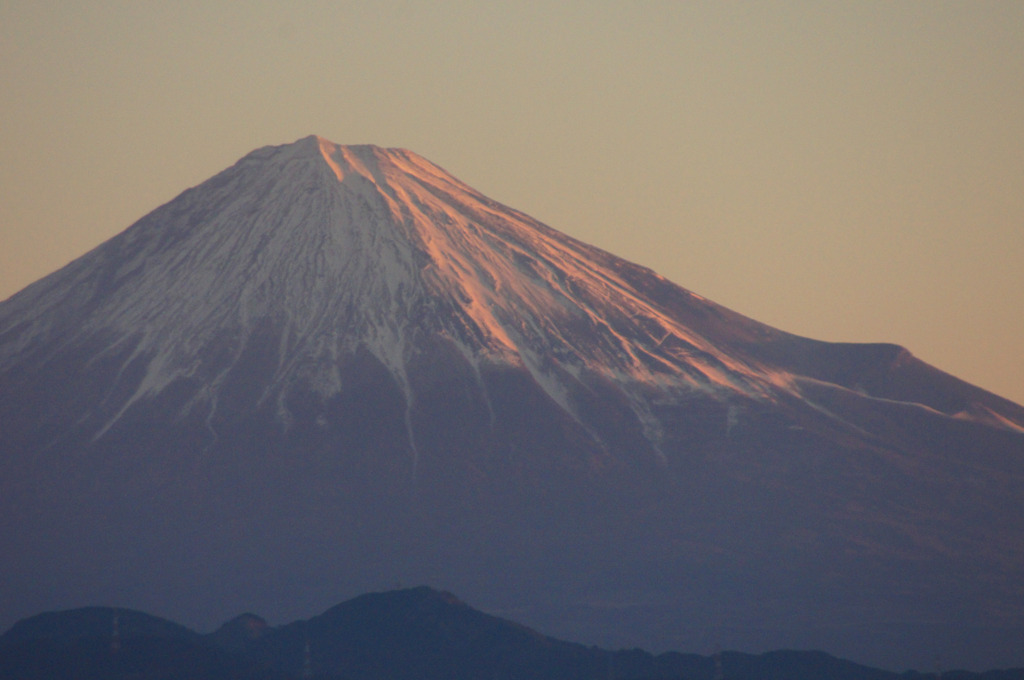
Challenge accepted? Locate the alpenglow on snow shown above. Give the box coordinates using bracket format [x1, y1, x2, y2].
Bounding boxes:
[1, 135, 1023, 672]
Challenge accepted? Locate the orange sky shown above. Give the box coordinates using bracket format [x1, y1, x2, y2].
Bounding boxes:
[1, 2, 1022, 405]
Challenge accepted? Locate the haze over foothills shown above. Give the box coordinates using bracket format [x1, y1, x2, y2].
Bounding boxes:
[1, 2, 1022, 406]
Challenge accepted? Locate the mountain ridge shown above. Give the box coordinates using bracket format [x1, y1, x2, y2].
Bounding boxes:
[5, 586, 1018, 679]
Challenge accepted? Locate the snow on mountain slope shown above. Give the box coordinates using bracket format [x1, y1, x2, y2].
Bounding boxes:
[2, 136, 1024, 671]
[0, 137, 798, 445]
[5, 135, 1020, 448]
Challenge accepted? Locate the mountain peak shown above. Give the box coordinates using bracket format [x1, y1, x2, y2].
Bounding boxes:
[247, 135, 432, 189]
[2, 134, 807, 444]
[3, 137, 1021, 443]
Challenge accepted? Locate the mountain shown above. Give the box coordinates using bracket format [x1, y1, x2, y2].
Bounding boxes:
[7, 586, 1017, 680]
[0, 606, 248, 680]
[251, 586, 633, 679]
[1, 136, 1023, 671]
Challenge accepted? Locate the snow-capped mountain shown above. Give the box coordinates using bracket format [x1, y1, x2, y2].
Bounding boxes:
[1, 136, 1023, 671]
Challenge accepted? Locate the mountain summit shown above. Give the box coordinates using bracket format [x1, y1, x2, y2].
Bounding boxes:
[0, 136, 804, 450]
[1, 136, 1023, 671]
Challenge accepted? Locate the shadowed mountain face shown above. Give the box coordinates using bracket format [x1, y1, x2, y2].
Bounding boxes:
[1, 136, 1023, 671]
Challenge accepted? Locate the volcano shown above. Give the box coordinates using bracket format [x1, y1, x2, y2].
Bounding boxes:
[1, 136, 1022, 671]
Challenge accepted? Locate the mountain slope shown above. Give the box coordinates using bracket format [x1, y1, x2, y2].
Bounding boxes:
[1, 136, 1022, 671]
[0, 607, 246, 680]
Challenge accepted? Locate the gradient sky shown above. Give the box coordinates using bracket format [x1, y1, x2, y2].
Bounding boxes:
[2, 1, 1022, 405]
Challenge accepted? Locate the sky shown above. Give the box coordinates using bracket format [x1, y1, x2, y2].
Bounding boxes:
[2, 1, 1022, 405]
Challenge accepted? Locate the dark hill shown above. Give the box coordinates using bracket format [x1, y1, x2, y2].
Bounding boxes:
[1, 606, 196, 643]
[253, 586, 613, 679]
[0, 607, 261, 680]
[4, 587, 1024, 680]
